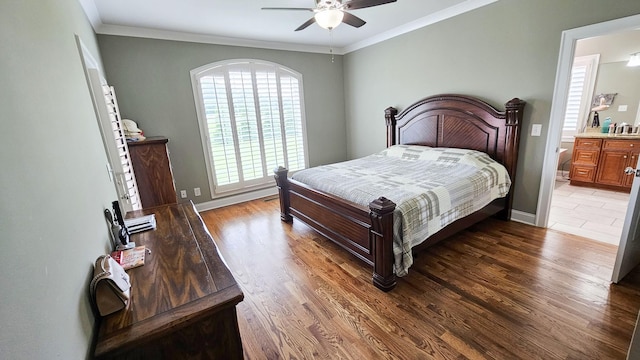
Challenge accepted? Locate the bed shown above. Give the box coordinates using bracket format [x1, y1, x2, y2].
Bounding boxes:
[274, 94, 525, 291]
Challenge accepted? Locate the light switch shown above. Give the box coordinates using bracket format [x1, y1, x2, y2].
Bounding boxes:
[531, 124, 542, 137]
[618, 105, 628, 112]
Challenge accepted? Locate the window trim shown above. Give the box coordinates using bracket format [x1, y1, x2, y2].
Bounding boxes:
[190, 59, 309, 199]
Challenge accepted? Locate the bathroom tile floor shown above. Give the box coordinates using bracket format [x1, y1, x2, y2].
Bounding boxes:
[549, 172, 630, 246]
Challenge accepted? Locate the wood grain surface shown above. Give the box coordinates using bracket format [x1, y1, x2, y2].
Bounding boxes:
[127, 137, 177, 208]
[94, 203, 243, 359]
[200, 197, 640, 360]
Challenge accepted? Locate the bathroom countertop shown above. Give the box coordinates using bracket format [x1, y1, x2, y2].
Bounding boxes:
[575, 132, 640, 140]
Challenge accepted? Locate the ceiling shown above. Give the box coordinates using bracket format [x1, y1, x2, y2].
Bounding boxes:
[79, 0, 497, 54]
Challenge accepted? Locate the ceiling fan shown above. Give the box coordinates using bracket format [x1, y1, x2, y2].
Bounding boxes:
[262, 0, 398, 31]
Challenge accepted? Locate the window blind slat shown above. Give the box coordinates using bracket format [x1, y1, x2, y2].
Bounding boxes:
[562, 56, 599, 138]
[196, 61, 307, 194]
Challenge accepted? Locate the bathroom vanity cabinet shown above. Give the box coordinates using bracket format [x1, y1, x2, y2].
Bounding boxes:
[570, 135, 640, 192]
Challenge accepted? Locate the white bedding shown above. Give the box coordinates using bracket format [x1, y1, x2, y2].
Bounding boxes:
[291, 145, 512, 276]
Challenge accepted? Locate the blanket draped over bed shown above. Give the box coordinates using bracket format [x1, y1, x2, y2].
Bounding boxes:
[291, 145, 511, 276]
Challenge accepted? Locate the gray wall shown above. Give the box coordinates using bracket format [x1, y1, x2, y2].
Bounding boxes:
[343, 0, 640, 215]
[0, 0, 116, 359]
[97, 36, 347, 202]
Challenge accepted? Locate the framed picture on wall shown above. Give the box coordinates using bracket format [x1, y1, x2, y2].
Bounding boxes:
[592, 93, 617, 107]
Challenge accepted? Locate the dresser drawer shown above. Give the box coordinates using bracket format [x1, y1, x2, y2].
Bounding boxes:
[602, 139, 640, 151]
[574, 138, 602, 149]
[572, 149, 600, 165]
[570, 165, 596, 183]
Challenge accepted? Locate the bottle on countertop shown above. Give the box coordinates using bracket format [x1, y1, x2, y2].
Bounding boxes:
[602, 117, 612, 133]
[592, 111, 600, 127]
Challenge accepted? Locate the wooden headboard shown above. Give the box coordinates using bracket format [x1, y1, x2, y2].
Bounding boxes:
[384, 94, 525, 181]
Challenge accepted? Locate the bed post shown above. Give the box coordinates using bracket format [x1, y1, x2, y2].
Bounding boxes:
[499, 98, 526, 220]
[369, 197, 397, 291]
[274, 166, 292, 222]
[385, 107, 398, 147]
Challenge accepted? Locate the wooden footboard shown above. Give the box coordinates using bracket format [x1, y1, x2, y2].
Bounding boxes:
[274, 167, 397, 291]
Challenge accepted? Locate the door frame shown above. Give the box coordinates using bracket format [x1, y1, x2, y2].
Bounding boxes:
[536, 13, 640, 227]
[75, 35, 141, 213]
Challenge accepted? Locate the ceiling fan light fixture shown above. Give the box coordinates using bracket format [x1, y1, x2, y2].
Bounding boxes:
[627, 52, 640, 67]
[314, 9, 344, 29]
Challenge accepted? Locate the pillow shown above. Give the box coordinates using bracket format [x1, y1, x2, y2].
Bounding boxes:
[379, 145, 433, 159]
[381, 145, 497, 169]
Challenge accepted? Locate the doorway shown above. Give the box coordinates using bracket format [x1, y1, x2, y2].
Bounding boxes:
[537, 14, 640, 247]
[546, 31, 640, 245]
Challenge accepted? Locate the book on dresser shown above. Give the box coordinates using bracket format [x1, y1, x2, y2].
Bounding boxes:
[110, 245, 146, 270]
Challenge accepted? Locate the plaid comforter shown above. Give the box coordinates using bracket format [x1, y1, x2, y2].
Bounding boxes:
[291, 145, 512, 277]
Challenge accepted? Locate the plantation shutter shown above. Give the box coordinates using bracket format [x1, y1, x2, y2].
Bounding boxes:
[193, 61, 308, 196]
[563, 64, 587, 134]
[102, 85, 141, 210]
[562, 55, 599, 139]
[87, 68, 141, 212]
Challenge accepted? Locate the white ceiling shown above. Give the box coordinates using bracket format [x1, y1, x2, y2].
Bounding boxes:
[80, 0, 497, 54]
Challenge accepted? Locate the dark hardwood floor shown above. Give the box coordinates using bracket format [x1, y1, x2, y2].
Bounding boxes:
[199, 197, 640, 360]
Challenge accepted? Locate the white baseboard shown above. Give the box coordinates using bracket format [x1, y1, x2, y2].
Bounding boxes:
[194, 187, 278, 213]
[510, 210, 536, 226]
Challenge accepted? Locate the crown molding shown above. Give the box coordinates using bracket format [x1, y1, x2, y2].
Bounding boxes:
[96, 24, 341, 55]
[79, 0, 497, 55]
[343, 0, 498, 53]
[78, 0, 102, 31]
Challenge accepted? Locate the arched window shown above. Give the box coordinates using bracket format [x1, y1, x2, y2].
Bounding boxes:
[191, 60, 308, 196]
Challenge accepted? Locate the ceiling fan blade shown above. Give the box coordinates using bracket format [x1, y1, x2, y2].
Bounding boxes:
[295, 17, 317, 31]
[344, 0, 397, 10]
[261, 7, 314, 11]
[342, 12, 366, 28]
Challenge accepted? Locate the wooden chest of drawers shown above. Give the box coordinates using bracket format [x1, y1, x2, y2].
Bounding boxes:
[128, 137, 177, 208]
[93, 203, 244, 359]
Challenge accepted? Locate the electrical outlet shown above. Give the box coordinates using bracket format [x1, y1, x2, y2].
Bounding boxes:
[180, 190, 187, 198]
[618, 105, 628, 112]
[194, 187, 201, 196]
